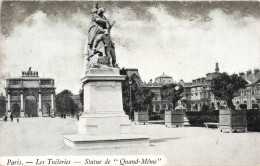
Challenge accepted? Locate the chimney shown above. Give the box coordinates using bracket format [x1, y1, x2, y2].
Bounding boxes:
[246, 70, 252, 76]
[239, 72, 245, 76]
[215, 62, 219, 72]
[254, 68, 259, 75]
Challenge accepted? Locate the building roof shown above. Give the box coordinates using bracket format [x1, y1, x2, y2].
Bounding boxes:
[155, 73, 172, 79]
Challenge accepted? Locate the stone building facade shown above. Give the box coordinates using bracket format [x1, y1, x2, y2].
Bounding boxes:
[186, 63, 224, 111]
[5, 68, 56, 117]
[125, 64, 260, 113]
[186, 65, 260, 111]
[233, 69, 260, 109]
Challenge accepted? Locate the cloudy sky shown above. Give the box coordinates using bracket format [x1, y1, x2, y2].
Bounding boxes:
[0, 1, 260, 94]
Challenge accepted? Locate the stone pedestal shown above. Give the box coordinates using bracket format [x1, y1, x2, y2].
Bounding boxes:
[219, 109, 247, 133]
[63, 67, 149, 149]
[134, 112, 149, 125]
[165, 110, 184, 128]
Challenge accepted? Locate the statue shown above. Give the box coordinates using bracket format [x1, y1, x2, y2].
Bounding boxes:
[86, 4, 116, 68]
[93, 29, 116, 67]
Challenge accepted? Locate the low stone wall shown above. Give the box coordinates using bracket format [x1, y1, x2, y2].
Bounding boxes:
[219, 109, 247, 133]
[134, 112, 149, 124]
[165, 110, 184, 127]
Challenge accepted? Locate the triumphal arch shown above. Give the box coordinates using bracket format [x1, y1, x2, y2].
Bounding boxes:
[5, 67, 56, 117]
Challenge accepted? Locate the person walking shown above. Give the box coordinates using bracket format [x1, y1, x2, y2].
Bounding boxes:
[10, 114, 13, 122]
[76, 113, 79, 121]
[17, 118, 19, 123]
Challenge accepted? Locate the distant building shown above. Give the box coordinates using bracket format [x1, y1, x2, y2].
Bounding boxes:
[233, 69, 260, 109]
[146, 73, 174, 113]
[5, 67, 56, 117]
[125, 63, 260, 113]
[124, 68, 143, 85]
[185, 63, 223, 111]
[154, 73, 174, 84]
[123, 68, 173, 114]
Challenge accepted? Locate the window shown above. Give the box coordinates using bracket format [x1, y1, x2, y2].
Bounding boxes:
[244, 91, 247, 96]
[252, 90, 254, 95]
[244, 100, 247, 104]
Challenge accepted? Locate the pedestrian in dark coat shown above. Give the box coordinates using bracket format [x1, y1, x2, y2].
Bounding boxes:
[10, 114, 13, 122]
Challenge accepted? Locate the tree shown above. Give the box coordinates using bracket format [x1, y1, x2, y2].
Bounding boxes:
[79, 88, 84, 108]
[211, 72, 248, 110]
[120, 68, 154, 118]
[201, 104, 210, 112]
[132, 87, 154, 113]
[161, 83, 184, 110]
[56, 90, 78, 116]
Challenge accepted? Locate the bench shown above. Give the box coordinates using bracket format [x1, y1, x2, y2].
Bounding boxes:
[204, 122, 219, 128]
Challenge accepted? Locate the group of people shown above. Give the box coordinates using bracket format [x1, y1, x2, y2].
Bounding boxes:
[59, 113, 67, 119]
[2, 113, 19, 123]
[86, 4, 117, 67]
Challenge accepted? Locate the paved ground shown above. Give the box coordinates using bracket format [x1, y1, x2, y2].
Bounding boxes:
[0, 118, 260, 166]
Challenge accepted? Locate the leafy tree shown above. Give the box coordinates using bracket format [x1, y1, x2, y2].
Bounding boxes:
[132, 87, 154, 113]
[79, 88, 84, 107]
[201, 104, 210, 112]
[120, 68, 154, 119]
[0, 98, 6, 117]
[56, 90, 78, 116]
[161, 83, 184, 110]
[211, 72, 247, 110]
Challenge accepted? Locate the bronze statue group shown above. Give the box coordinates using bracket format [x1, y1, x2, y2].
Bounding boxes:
[86, 4, 117, 67]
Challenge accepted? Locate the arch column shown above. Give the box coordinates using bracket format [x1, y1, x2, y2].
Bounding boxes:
[51, 90, 55, 116]
[7, 90, 11, 116]
[38, 90, 42, 117]
[20, 91, 24, 117]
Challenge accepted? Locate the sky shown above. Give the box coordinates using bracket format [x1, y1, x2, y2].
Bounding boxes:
[0, 1, 260, 94]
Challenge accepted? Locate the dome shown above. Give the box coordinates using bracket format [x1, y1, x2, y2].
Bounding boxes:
[155, 72, 172, 79]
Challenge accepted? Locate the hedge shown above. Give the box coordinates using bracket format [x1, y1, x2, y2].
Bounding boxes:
[186, 110, 219, 126]
[247, 109, 260, 132]
[186, 109, 260, 131]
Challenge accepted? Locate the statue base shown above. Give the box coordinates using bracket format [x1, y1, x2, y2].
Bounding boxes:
[63, 67, 149, 149]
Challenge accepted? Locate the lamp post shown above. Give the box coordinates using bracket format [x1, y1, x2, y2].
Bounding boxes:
[129, 78, 133, 121]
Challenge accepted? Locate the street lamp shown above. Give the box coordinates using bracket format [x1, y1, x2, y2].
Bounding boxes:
[129, 78, 133, 121]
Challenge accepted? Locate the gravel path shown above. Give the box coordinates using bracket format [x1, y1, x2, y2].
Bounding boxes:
[1, 118, 259, 166]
